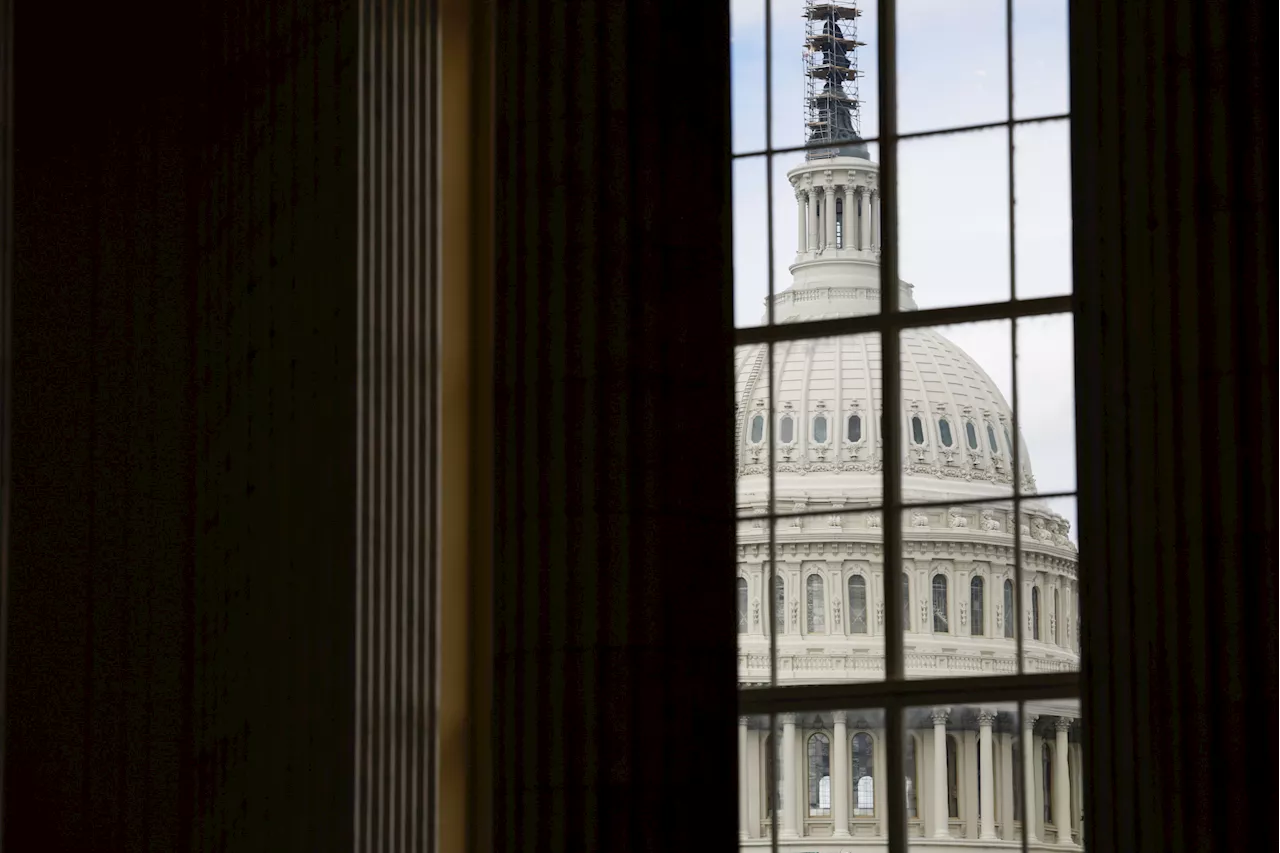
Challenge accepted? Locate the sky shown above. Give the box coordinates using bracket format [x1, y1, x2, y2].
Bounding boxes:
[731, 0, 1077, 538]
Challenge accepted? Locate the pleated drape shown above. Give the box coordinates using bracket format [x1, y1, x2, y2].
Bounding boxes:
[1071, 2, 1276, 851]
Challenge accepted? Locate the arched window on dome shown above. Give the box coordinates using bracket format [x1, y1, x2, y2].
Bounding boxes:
[970, 576, 984, 636]
[987, 423, 1000, 454]
[779, 414, 795, 444]
[750, 413, 765, 444]
[932, 574, 949, 633]
[1003, 579, 1015, 638]
[938, 417, 954, 447]
[1032, 586, 1041, 640]
[847, 413, 862, 443]
[966, 420, 979, 450]
[1042, 742, 1053, 823]
[1012, 739, 1023, 821]
[946, 735, 960, 818]
[813, 413, 828, 443]
[848, 575, 868, 634]
[736, 577, 748, 634]
[911, 415, 925, 445]
[774, 575, 786, 633]
[905, 734, 919, 818]
[806, 574, 826, 633]
[902, 572, 912, 631]
[764, 734, 778, 816]
[835, 197, 844, 248]
[808, 732, 831, 817]
[852, 732, 875, 816]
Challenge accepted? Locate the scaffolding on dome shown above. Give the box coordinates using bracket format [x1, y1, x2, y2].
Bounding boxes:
[803, 0, 867, 160]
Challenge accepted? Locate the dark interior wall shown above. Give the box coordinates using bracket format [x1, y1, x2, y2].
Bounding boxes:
[7, 2, 437, 850]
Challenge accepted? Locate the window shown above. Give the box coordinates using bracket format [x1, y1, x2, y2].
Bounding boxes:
[946, 734, 959, 818]
[774, 575, 785, 633]
[1013, 739, 1023, 821]
[902, 572, 911, 630]
[808, 733, 831, 817]
[736, 578, 748, 634]
[1004, 579, 1015, 638]
[1032, 586, 1041, 640]
[1042, 742, 1053, 823]
[1054, 588, 1061, 644]
[932, 574, 948, 633]
[970, 576, 984, 636]
[1004, 425, 1014, 456]
[750, 413, 765, 444]
[729, 1, 1082, 846]
[847, 575, 868, 634]
[976, 735, 984, 818]
[852, 732, 874, 816]
[904, 734, 918, 819]
[806, 574, 826, 633]
[813, 414, 828, 443]
[765, 734, 778, 816]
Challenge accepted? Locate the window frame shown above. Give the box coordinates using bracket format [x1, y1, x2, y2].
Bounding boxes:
[731, 4, 1081, 853]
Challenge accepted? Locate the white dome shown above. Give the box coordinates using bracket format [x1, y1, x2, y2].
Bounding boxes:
[735, 328, 1037, 511]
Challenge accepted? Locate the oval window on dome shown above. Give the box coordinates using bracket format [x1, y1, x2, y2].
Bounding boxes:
[1004, 426, 1013, 454]
[780, 414, 795, 444]
[987, 424, 999, 453]
[848, 414, 862, 443]
[813, 415, 828, 443]
[965, 421, 978, 449]
[911, 415, 925, 445]
[750, 414, 765, 444]
[938, 418, 954, 447]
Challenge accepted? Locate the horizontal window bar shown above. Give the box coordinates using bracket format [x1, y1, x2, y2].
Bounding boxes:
[735, 490, 1078, 523]
[734, 295, 1073, 346]
[737, 672, 1079, 715]
[731, 113, 1071, 161]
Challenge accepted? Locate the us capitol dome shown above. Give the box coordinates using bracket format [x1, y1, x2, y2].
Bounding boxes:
[734, 3, 1081, 849]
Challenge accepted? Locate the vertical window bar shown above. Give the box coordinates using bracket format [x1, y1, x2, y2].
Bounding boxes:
[876, 4, 905, 853]
[764, 6, 778, 853]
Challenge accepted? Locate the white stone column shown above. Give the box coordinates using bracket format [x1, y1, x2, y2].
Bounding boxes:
[824, 184, 837, 250]
[871, 190, 881, 249]
[931, 708, 950, 838]
[831, 712, 850, 837]
[795, 188, 808, 255]
[1054, 718, 1073, 844]
[859, 187, 872, 252]
[739, 717, 750, 839]
[781, 714, 799, 838]
[1023, 714, 1039, 842]
[978, 711, 997, 840]
[843, 183, 855, 249]
[807, 187, 819, 252]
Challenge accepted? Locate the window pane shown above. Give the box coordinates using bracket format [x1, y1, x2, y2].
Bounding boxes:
[897, 127, 1010, 311]
[1012, 0, 1069, 119]
[737, 577, 750, 634]
[731, 0, 766, 154]
[900, 321, 1013, 505]
[807, 732, 832, 816]
[1021, 495, 1080, 674]
[906, 704, 1021, 846]
[1016, 312, 1076, 494]
[848, 413, 862, 443]
[733, 157, 769, 329]
[897, 0, 1007, 134]
[902, 502, 1018, 679]
[1014, 120, 1073, 298]
[813, 414, 829, 443]
[767, 513, 884, 686]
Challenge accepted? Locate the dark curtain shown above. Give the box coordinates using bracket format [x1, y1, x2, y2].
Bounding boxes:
[488, 2, 738, 853]
[5, 1, 438, 850]
[1072, 1, 1276, 851]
